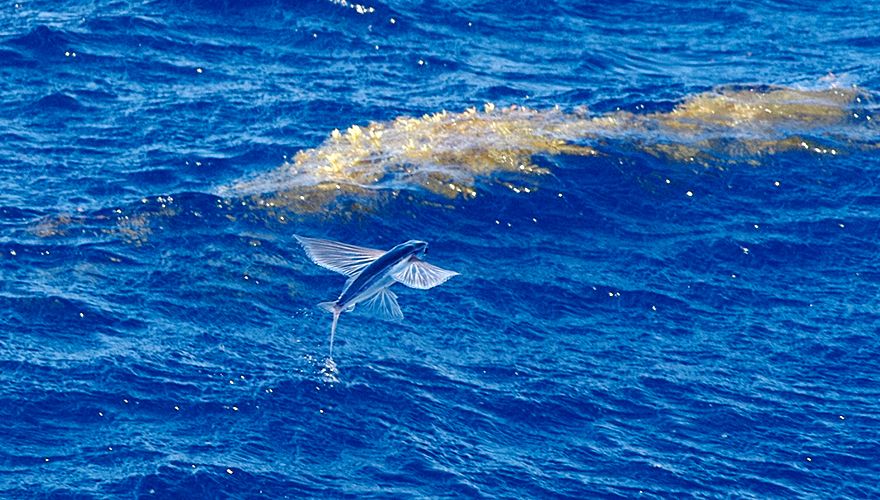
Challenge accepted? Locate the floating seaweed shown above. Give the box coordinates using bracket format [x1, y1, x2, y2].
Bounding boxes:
[228, 84, 873, 213]
[32, 84, 873, 241]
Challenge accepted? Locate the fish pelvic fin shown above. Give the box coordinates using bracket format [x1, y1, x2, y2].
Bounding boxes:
[361, 288, 404, 320]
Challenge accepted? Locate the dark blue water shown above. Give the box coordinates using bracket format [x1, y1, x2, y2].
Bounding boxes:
[2, 0, 879, 497]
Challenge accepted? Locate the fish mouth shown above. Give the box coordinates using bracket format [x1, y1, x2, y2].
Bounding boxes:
[410, 240, 428, 257]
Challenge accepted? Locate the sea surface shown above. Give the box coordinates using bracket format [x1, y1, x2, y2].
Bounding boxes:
[1, 0, 879, 497]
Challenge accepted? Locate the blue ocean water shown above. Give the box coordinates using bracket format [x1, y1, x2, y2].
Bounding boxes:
[2, 0, 880, 497]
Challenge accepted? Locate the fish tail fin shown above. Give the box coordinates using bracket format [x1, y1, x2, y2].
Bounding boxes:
[316, 301, 341, 359]
[329, 309, 340, 359]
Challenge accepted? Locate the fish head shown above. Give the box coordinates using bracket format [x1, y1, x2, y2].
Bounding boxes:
[405, 239, 429, 258]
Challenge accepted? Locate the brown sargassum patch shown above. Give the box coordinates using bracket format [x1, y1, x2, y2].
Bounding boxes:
[33, 85, 874, 241]
[229, 85, 871, 213]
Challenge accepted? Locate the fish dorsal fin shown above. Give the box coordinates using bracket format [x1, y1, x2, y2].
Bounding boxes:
[392, 257, 459, 290]
[294, 235, 385, 277]
[361, 288, 404, 320]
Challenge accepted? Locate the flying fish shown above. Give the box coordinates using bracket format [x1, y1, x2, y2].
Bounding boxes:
[295, 235, 459, 364]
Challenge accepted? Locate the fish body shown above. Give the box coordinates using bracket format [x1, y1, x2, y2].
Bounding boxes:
[333, 240, 426, 312]
[294, 236, 459, 362]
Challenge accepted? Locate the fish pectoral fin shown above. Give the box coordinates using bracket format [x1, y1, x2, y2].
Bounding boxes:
[361, 288, 404, 320]
[392, 258, 460, 290]
[294, 235, 385, 277]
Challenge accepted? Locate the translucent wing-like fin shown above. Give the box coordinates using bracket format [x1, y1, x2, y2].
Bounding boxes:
[360, 288, 404, 320]
[294, 235, 385, 277]
[392, 258, 459, 290]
